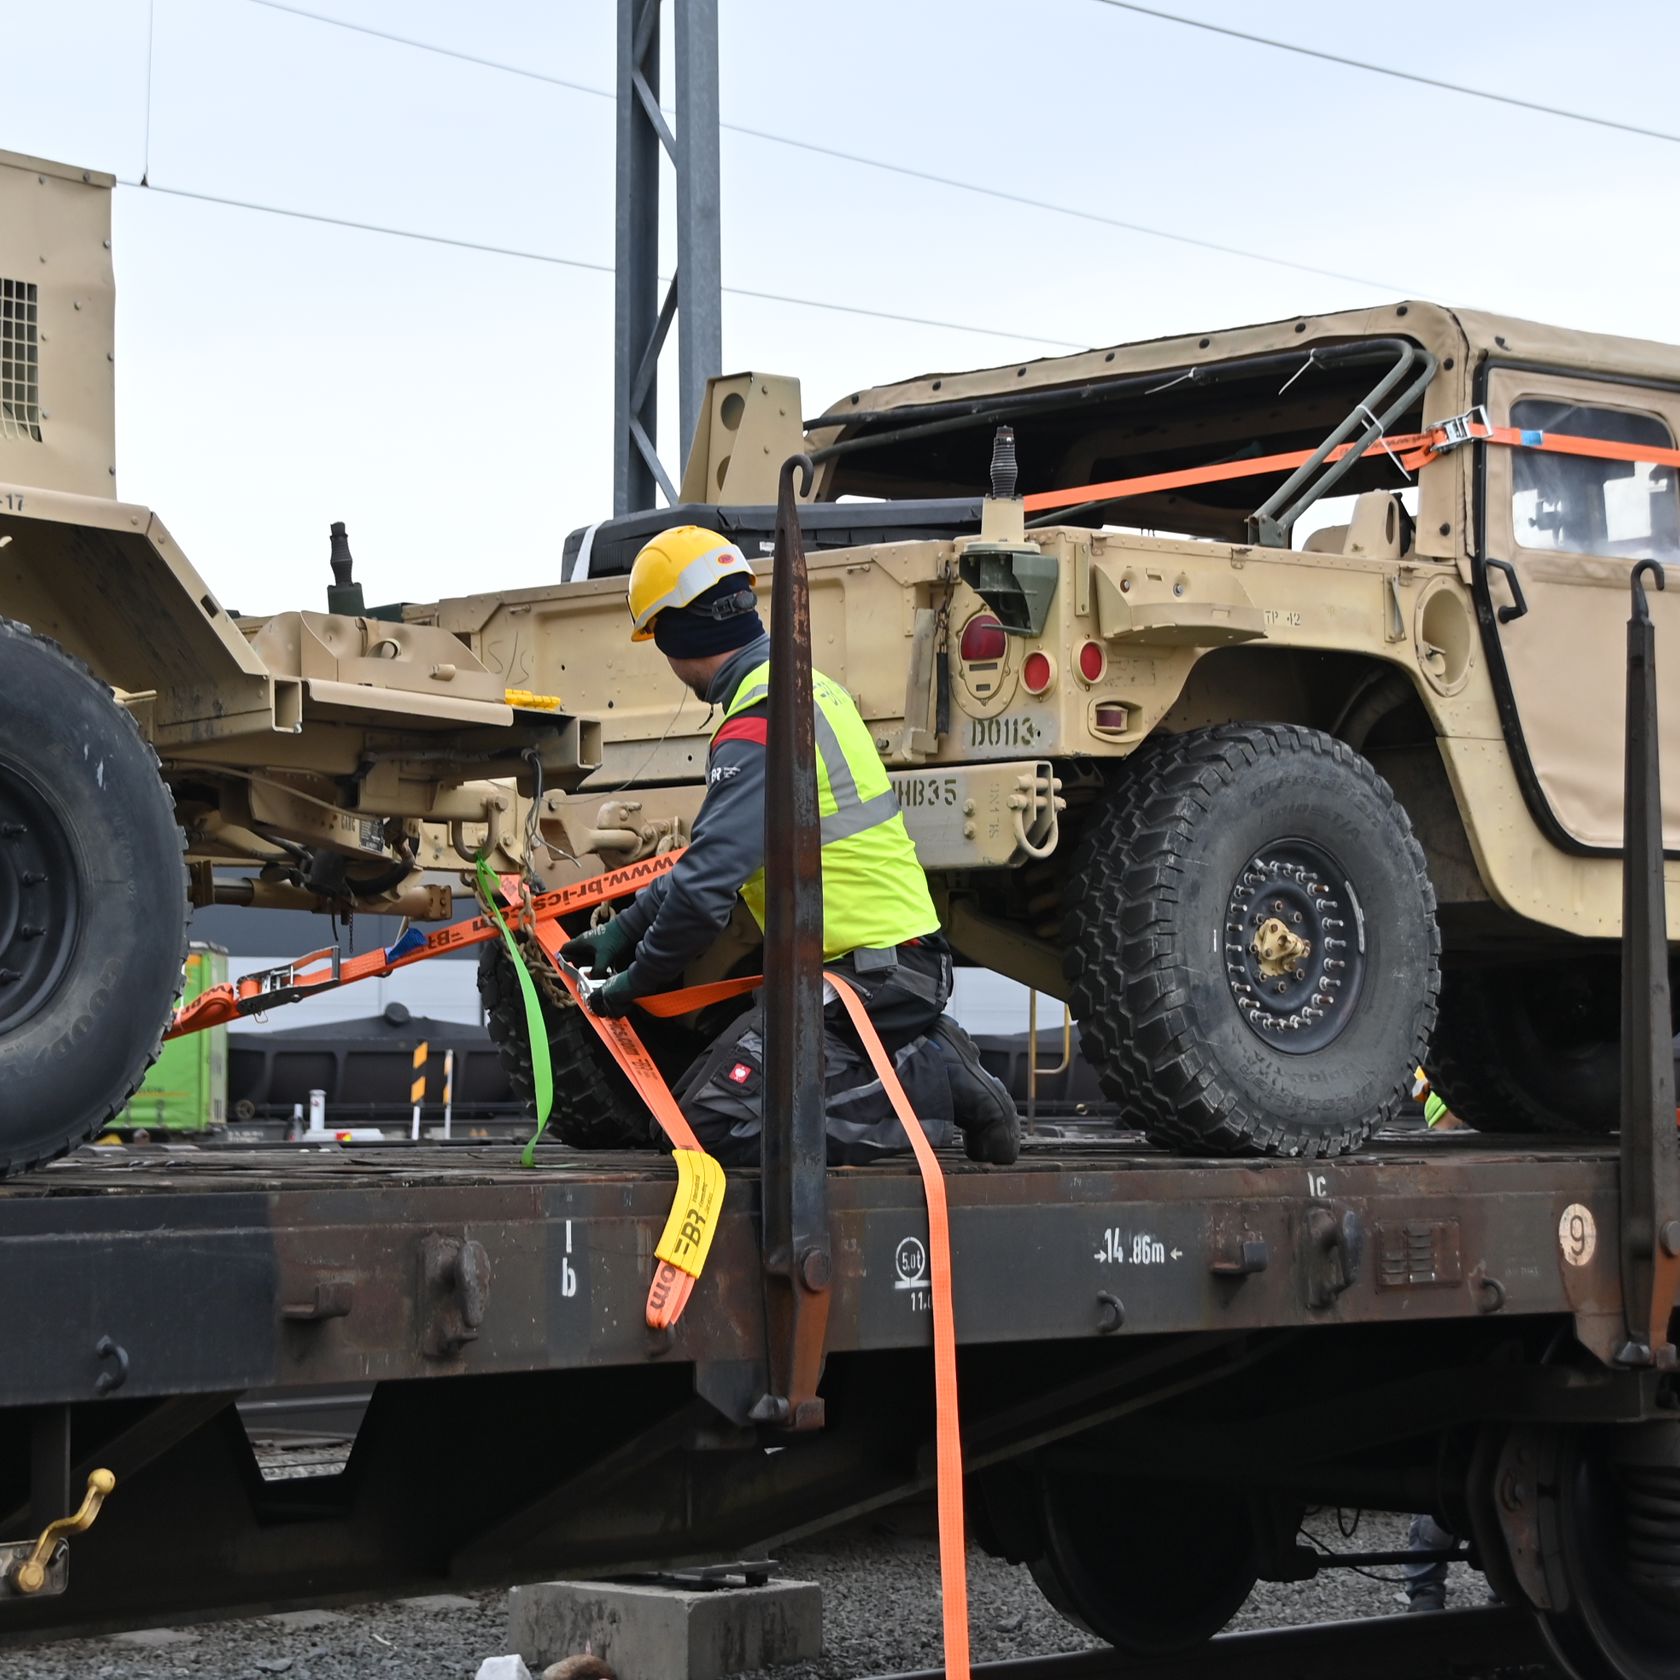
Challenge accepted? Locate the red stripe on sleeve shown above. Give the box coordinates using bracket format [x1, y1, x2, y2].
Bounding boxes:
[713, 715, 769, 748]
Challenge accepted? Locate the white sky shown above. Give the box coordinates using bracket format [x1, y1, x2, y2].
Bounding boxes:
[5, 0, 1676, 614]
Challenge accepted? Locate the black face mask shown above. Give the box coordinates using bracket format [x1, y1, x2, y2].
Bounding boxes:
[651, 588, 764, 658]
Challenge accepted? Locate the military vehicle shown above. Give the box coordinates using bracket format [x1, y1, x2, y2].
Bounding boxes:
[1, 148, 1675, 1170]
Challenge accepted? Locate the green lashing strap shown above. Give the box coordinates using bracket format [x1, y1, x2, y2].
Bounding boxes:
[475, 856, 554, 1167]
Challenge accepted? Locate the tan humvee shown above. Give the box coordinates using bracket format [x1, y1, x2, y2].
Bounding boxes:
[433, 301, 1680, 1153]
[1, 149, 1674, 1166]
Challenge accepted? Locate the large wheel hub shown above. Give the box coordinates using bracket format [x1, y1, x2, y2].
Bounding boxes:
[0, 764, 78, 1033]
[1224, 839, 1365, 1054]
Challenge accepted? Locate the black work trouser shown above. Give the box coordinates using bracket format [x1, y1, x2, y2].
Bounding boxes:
[672, 936, 956, 1166]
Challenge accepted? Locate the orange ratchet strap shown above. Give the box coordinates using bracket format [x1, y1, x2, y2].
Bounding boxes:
[523, 912, 724, 1332]
[165, 850, 707, 1331]
[165, 850, 685, 1039]
[826, 972, 970, 1680]
[572, 960, 972, 1672]
[1020, 410, 1680, 518]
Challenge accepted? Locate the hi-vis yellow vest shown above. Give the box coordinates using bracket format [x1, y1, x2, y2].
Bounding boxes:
[719, 660, 940, 958]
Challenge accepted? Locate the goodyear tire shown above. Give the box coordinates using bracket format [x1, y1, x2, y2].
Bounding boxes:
[0, 618, 187, 1175]
[1064, 724, 1440, 1157]
[478, 942, 649, 1151]
[1428, 959, 1636, 1135]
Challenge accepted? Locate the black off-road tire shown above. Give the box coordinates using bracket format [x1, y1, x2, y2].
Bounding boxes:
[0, 617, 188, 1176]
[1428, 960, 1630, 1135]
[477, 942, 649, 1151]
[1064, 723, 1440, 1157]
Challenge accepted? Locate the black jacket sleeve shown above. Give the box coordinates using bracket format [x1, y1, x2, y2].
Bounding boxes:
[620, 725, 767, 990]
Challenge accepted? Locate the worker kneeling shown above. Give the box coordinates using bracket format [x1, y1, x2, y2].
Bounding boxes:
[562, 526, 1020, 1168]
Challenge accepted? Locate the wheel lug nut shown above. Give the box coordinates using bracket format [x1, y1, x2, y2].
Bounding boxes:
[1291, 912, 1303, 924]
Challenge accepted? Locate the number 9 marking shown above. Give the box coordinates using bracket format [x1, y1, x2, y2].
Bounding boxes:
[1558, 1202, 1597, 1268]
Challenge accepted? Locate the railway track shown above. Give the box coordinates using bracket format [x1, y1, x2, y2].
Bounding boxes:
[872, 1606, 1556, 1680]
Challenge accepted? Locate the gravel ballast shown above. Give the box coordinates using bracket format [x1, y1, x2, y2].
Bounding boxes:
[7, 1508, 1486, 1680]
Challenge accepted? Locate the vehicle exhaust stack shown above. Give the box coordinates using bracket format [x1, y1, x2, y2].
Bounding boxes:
[326, 521, 366, 617]
[958, 427, 1059, 636]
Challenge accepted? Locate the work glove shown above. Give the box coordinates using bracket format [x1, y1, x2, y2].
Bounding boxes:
[560, 917, 635, 977]
[587, 968, 648, 1018]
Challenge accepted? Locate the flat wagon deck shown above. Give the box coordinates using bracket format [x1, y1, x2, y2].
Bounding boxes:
[0, 472, 1675, 1680]
[0, 1131, 1629, 1405]
[0, 1128, 1664, 1675]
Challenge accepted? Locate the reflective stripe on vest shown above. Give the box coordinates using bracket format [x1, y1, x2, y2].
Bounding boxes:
[717, 661, 940, 957]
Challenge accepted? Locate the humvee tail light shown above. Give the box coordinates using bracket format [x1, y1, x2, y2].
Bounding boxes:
[1022, 650, 1056, 696]
[959, 613, 1007, 663]
[1091, 701, 1130, 737]
[1077, 641, 1106, 684]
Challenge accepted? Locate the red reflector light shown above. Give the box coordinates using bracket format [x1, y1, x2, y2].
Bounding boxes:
[1077, 640, 1106, 684]
[1092, 702, 1129, 734]
[1022, 651, 1055, 695]
[959, 613, 1007, 663]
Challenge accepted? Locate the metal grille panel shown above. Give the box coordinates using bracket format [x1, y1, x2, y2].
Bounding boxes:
[1, 278, 41, 442]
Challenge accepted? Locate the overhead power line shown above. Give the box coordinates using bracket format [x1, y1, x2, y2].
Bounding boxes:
[126, 178, 1086, 349]
[240, 0, 1403, 293]
[1089, 0, 1680, 146]
[246, 0, 610, 101]
[725, 120, 1403, 294]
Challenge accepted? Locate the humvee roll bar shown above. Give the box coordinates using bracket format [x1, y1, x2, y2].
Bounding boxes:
[802, 335, 1437, 546]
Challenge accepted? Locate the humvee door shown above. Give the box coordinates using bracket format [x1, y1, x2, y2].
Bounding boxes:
[1478, 366, 1680, 852]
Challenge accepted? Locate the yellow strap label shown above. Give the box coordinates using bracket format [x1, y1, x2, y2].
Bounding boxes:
[655, 1148, 726, 1280]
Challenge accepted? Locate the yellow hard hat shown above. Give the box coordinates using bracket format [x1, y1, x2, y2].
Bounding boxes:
[626, 526, 753, 643]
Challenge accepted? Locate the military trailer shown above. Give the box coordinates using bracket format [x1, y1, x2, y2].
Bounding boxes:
[1, 146, 1676, 1171]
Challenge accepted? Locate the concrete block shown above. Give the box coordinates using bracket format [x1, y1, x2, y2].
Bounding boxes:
[109, 1627, 199, 1646]
[510, 1577, 821, 1680]
[476, 1659, 533, 1680]
[405, 1591, 480, 1611]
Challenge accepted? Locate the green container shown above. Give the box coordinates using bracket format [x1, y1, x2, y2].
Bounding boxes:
[120, 943, 228, 1135]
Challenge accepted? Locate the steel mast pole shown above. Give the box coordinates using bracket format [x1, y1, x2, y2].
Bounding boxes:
[613, 0, 722, 515]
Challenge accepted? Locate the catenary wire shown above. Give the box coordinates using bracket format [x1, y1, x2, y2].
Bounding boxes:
[239, 0, 1405, 294]
[141, 0, 157, 184]
[124, 179, 1086, 349]
[1089, 0, 1680, 146]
